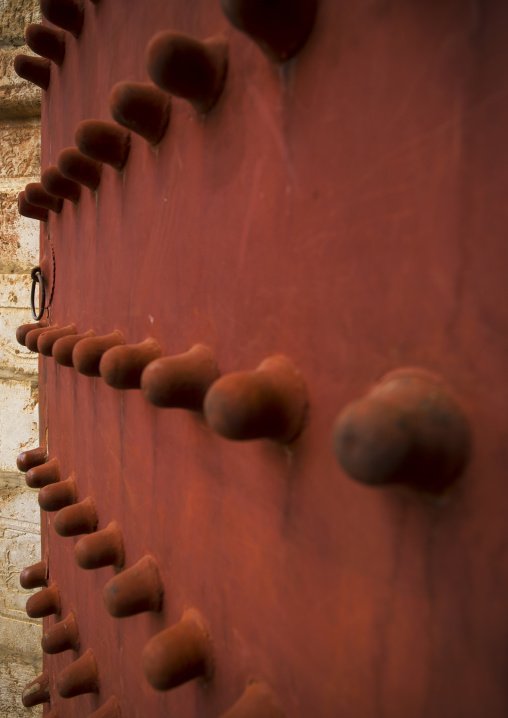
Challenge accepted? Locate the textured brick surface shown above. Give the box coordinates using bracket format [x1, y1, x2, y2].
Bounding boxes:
[0, 47, 41, 119]
[0, 120, 40, 179]
[0, 0, 41, 47]
[0, 181, 39, 272]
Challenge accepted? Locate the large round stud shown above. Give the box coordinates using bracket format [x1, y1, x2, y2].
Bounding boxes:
[142, 609, 213, 691]
[25, 457, 60, 489]
[52, 329, 95, 367]
[72, 331, 125, 377]
[204, 355, 307, 442]
[41, 610, 80, 654]
[37, 324, 77, 356]
[13, 54, 51, 90]
[54, 497, 98, 536]
[40, 0, 84, 38]
[109, 81, 171, 145]
[41, 166, 81, 203]
[20, 559, 48, 589]
[75, 120, 131, 171]
[99, 338, 162, 390]
[22, 671, 50, 707]
[57, 147, 102, 190]
[103, 555, 163, 618]
[141, 344, 220, 410]
[220, 0, 317, 62]
[56, 648, 99, 697]
[146, 31, 228, 114]
[24, 182, 63, 213]
[332, 368, 472, 492]
[26, 584, 60, 618]
[25, 23, 66, 65]
[18, 191, 48, 221]
[74, 521, 124, 570]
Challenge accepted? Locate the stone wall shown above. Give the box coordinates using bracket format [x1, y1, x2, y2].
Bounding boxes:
[0, 0, 43, 715]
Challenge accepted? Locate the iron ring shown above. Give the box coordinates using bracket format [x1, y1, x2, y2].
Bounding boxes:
[30, 267, 46, 321]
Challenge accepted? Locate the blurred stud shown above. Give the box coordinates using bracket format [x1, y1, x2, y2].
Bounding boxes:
[25, 182, 63, 213]
[53, 330, 95, 367]
[103, 555, 163, 618]
[41, 167, 81, 203]
[57, 648, 99, 698]
[141, 344, 220, 410]
[13, 54, 50, 90]
[20, 559, 48, 590]
[88, 696, 122, 718]
[25, 324, 59, 352]
[42, 611, 80, 654]
[146, 31, 228, 114]
[332, 368, 472, 492]
[75, 120, 130, 171]
[25, 24, 66, 65]
[37, 324, 77, 356]
[220, 682, 284, 718]
[22, 671, 50, 707]
[26, 584, 60, 618]
[54, 497, 98, 537]
[18, 191, 48, 221]
[204, 355, 307, 442]
[72, 331, 125, 377]
[220, 0, 317, 62]
[99, 338, 162, 390]
[17, 446, 47, 472]
[39, 475, 77, 512]
[26, 457, 60, 489]
[57, 147, 102, 190]
[109, 81, 171, 145]
[142, 609, 213, 691]
[75, 521, 124, 570]
[16, 321, 44, 346]
[40, 0, 84, 38]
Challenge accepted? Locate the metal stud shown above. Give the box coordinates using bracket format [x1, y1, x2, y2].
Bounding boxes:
[141, 344, 220, 410]
[72, 331, 125, 377]
[16, 321, 44, 346]
[332, 368, 472, 492]
[37, 324, 77, 356]
[220, 682, 284, 718]
[57, 147, 102, 190]
[26, 584, 61, 618]
[56, 648, 99, 698]
[109, 81, 171, 145]
[24, 182, 63, 213]
[103, 555, 163, 618]
[25, 23, 66, 65]
[88, 697, 122, 718]
[25, 325, 59, 352]
[204, 355, 307, 442]
[20, 559, 48, 589]
[17, 446, 47, 472]
[75, 521, 124, 570]
[146, 31, 228, 114]
[220, 0, 317, 62]
[41, 610, 80, 654]
[22, 670, 50, 707]
[40, 0, 84, 39]
[41, 166, 81, 203]
[52, 329, 96, 367]
[13, 54, 51, 90]
[54, 497, 98, 537]
[39, 475, 77, 512]
[75, 120, 131, 171]
[99, 338, 162, 390]
[26, 457, 60, 489]
[18, 191, 48, 221]
[142, 609, 213, 691]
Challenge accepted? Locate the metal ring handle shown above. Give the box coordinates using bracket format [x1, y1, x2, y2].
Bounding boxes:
[30, 267, 46, 321]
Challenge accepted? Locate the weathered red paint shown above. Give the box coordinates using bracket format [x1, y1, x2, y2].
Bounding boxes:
[29, 0, 508, 716]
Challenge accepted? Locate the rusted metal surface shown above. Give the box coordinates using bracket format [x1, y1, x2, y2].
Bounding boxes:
[14, 0, 508, 715]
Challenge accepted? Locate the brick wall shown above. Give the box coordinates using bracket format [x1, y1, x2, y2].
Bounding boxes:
[0, 0, 43, 714]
